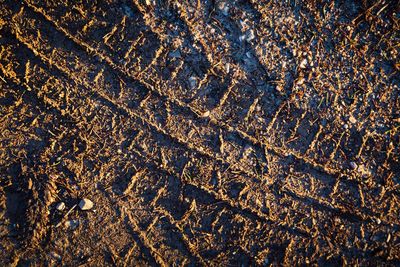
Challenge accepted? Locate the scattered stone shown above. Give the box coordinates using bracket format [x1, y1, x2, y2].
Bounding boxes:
[55, 202, 65, 211]
[296, 77, 305, 85]
[50, 252, 62, 261]
[65, 219, 79, 229]
[349, 161, 358, 170]
[225, 63, 230, 74]
[188, 76, 197, 89]
[349, 115, 357, 124]
[246, 29, 255, 42]
[299, 58, 308, 69]
[201, 110, 210, 118]
[79, 198, 94, 211]
[218, 2, 229, 16]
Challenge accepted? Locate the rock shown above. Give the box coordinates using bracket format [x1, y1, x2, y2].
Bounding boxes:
[246, 29, 255, 42]
[55, 202, 65, 211]
[79, 198, 94, 211]
[65, 219, 79, 229]
[218, 2, 229, 16]
[50, 252, 62, 261]
[188, 76, 197, 89]
[349, 161, 358, 170]
[349, 115, 357, 124]
[299, 58, 308, 69]
[201, 110, 210, 118]
[225, 63, 230, 74]
[296, 77, 305, 85]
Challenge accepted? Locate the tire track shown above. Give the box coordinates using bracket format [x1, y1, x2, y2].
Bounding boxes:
[16, 0, 394, 227]
[5, 4, 334, 237]
[2, 24, 317, 265]
[9, 11, 397, 264]
[1, 32, 318, 265]
[22, 0, 344, 179]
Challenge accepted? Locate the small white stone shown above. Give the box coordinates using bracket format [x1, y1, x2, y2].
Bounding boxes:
[225, 63, 230, 74]
[50, 252, 62, 261]
[201, 111, 210, 117]
[246, 30, 255, 42]
[65, 219, 79, 229]
[188, 77, 197, 89]
[55, 202, 65, 211]
[349, 116, 357, 124]
[79, 198, 94, 211]
[299, 58, 308, 69]
[296, 78, 305, 85]
[219, 3, 229, 16]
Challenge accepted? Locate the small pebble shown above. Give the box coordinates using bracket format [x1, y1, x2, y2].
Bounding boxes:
[65, 219, 79, 229]
[55, 202, 65, 211]
[299, 58, 308, 69]
[50, 252, 62, 261]
[349, 116, 357, 124]
[246, 29, 255, 42]
[188, 76, 197, 89]
[201, 110, 210, 118]
[218, 2, 229, 16]
[296, 78, 305, 85]
[225, 63, 230, 74]
[349, 161, 358, 170]
[79, 198, 94, 211]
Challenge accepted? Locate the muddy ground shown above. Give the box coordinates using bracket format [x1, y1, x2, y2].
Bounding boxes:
[0, 0, 399, 266]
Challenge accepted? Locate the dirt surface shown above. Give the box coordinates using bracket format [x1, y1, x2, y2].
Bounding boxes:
[0, 0, 399, 265]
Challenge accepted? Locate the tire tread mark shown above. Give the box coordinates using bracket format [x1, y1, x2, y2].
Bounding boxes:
[18, 1, 386, 225]
[4, 24, 310, 244]
[22, 0, 341, 178]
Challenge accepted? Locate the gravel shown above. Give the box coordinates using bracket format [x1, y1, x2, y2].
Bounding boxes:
[79, 198, 94, 211]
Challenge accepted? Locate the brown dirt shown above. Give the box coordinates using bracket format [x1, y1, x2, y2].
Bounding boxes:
[0, 0, 399, 266]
